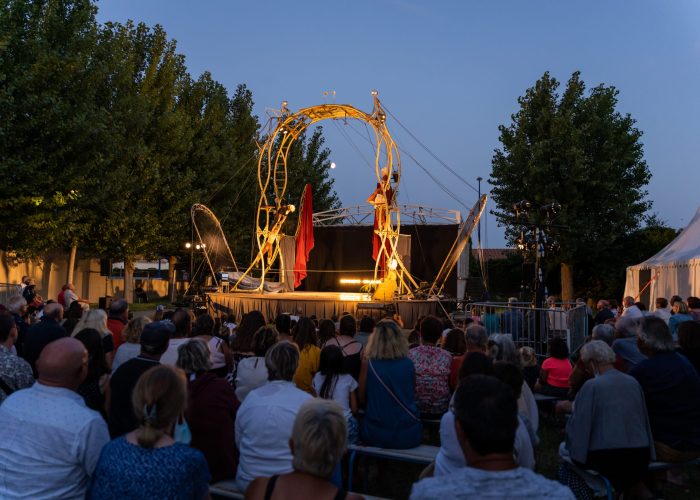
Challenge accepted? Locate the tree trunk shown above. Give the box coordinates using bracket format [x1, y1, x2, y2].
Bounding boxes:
[67, 245, 77, 284]
[561, 262, 574, 302]
[123, 258, 135, 304]
[167, 255, 177, 303]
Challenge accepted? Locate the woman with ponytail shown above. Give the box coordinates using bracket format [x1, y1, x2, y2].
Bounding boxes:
[88, 365, 211, 499]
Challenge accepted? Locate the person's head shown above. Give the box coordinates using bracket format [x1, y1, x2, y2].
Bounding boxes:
[317, 319, 337, 344]
[176, 338, 212, 374]
[67, 282, 76, 291]
[580, 340, 616, 375]
[0, 311, 18, 346]
[266, 341, 300, 381]
[43, 302, 64, 321]
[596, 299, 609, 311]
[359, 315, 375, 333]
[458, 351, 494, 381]
[294, 317, 319, 351]
[507, 297, 518, 308]
[6, 295, 27, 316]
[133, 365, 188, 448]
[139, 321, 174, 358]
[465, 324, 488, 353]
[655, 297, 669, 310]
[547, 337, 569, 360]
[638, 316, 675, 355]
[591, 323, 615, 346]
[546, 296, 557, 308]
[65, 300, 84, 320]
[672, 301, 689, 315]
[492, 361, 524, 399]
[171, 308, 192, 338]
[687, 297, 700, 310]
[678, 321, 700, 351]
[365, 319, 408, 360]
[488, 333, 520, 367]
[419, 315, 443, 345]
[670, 295, 683, 307]
[21, 275, 29, 284]
[443, 328, 466, 355]
[318, 345, 345, 399]
[614, 316, 639, 339]
[74, 328, 109, 381]
[275, 313, 291, 335]
[519, 346, 537, 367]
[453, 375, 518, 464]
[290, 399, 347, 479]
[123, 316, 151, 344]
[339, 314, 356, 338]
[252, 326, 278, 357]
[108, 299, 129, 320]
[73, 308, 108, 336]
[232, 310, 266, 351]
[623, 296, 635, 308]
[36, 337, 88, 390]
[193, 313, 215, 337]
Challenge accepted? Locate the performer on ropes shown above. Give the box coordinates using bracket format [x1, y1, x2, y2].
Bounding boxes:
[368, 167, 395, 269]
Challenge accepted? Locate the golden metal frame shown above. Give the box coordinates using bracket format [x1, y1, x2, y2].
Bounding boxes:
[233, 92, 419, 294]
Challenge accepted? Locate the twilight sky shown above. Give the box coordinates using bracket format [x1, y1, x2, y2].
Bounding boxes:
[96, 0, 700, 247]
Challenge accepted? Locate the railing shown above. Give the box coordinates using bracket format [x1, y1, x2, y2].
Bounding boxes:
[0, 283, 21, 306]
[313, 204, 462, 226]
[452, 301, 589, 358]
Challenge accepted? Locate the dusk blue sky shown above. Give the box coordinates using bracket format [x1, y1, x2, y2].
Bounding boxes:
[96, 0, 700, 248]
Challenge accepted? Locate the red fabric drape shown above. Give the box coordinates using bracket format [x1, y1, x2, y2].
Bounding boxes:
[294, 184, 315, 288]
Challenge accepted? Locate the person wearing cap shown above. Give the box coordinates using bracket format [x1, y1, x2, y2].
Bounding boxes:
[108, 320, 173, 438]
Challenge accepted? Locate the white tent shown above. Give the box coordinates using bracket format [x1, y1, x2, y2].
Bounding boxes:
[624, 206, 700, 309]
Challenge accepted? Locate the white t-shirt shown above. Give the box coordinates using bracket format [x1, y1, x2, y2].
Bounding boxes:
[159, 338, 191, 366]
[312, 372, 358, 420]
[235, 356, 269, 402]
[64, 289, 79, 309]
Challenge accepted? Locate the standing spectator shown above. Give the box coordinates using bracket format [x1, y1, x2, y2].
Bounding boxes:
[235, 341, 312, 491]
[410, 376, 573, 499]
[293, 317, 321, 394]
[501, 298, 524, 340]
[235, 326, 278, 402]
[356, 315, 376, 348]
[359, 319, 422, 449]
[106, 299, 129, 350]
[0, 338, 110, 499]
[23, 302, 66, 376]
[481, 305, 500, 335]
[546, 297, 568, 337]
[324, 314, 363, 381]
[0, 311, 34, 405]
[111, 316, 151, 373]
[177, 339, 239, 482]
[89, 365, 210, 499]
[61, 300, 84, 336]
[159, 308, 193, 366]
[74, 328, 111, 418]
[677, 321, 700, 374]
[668, 300, 693, 339]
[535, 337, 571, 398]
[653, 297, 672, 324]
[108, 321, 172, 437]
[6, 295, 28, 357]
[408, 315, 452, 417]
[594, 300, 615, 325]
[313, 345, 359, 443]
[73, 308, 115, 368]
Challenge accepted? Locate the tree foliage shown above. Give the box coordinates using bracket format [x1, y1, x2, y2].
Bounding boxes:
[490, 71, 657, 297]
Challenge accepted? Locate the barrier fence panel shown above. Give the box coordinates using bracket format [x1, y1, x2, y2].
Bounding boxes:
[452, 301, 590, 358]
[0, 283, 21, 307]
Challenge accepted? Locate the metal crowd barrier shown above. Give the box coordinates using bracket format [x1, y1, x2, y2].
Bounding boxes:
[0, 283, 22, 307]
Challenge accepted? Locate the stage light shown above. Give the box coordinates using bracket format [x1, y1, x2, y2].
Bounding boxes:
[201, 243, 206, 248]
[339, 278, 362, 285]
[330, 162, 336, 169]
[195, 244, 201, 250]
[185, 242, 191, 249]
[371, 90, 378, 96]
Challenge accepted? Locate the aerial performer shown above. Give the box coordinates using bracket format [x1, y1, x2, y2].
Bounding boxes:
[367, 167, 394, 267]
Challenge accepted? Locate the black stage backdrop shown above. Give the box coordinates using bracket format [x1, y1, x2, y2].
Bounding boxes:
[300, 224, 459, 295]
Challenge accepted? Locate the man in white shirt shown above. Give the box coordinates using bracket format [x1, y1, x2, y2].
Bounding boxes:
[620, 296, 643, 320]
[653, 297, 672, 324]
[0, 337, 110, 499]
[63, 283, 89, 310]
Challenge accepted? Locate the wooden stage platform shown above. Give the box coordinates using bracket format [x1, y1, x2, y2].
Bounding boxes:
[207, 291, 443, 329]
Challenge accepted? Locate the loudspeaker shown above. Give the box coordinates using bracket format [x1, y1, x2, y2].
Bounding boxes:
[99, 259, 111, 277]
[98, 296, 112, 311]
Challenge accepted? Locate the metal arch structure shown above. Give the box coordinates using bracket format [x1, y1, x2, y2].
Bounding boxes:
[233, 92, 420, 294]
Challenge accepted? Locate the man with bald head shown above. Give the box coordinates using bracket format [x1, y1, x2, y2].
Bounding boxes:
[22, 302, 66, 376]
[0, 337, 110, 499]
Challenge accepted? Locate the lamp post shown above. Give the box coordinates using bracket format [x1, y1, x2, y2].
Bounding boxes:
[476, 177, 483, 244]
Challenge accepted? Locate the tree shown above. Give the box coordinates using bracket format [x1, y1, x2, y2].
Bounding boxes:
[490, 72, 652, 299]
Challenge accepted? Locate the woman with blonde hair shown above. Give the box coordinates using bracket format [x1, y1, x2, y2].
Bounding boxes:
[88, 365, 210, 499]
[73, 308, 116, 367]
[111, 316, 151, 372]
[669, 300, 693, 339]
[358, 319, 422, 448]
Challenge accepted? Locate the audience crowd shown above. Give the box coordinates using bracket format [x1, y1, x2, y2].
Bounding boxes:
[2, 280, 700, 499]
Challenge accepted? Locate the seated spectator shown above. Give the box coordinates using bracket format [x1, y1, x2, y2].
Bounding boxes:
[159, 308, 193, 366]
[63, 282, 88, 310]
[112, 316, 151, 373]
[620, 296, 643, 319]
[359, 319, 422, 449]
[410, 375, 574, 499]
[23, 302, 66, 376]
[57, 283, 68, 307]
[669, 300, 693, 339]
[492, 361, 536, 463]
[653, 297, 671, 324]
[0, 338, 110, 498]
[519, 346, 539, 391]
[193, 313, 232, 377]
[535, 337, 572, 398]
[324, 314, 363, 381]
[501, 297, 524, 341]
[317, 319, 337, 345]
[235, 341, 312, 491]
[355, 315, 375, 347]
[108, 321, 172, 437]
[177, 339, 239, 482]
[106, 299, 129, 351]
[6, 295, 29, 357]
[293, 317, 321, 394]
[631, 316, 700, 462]
[22, 279, 43, 311]
[0, 311, 34, 404]
[612, 316, 646, 372]
[442, 328, 466, 356]
[594, 300, 615, 325]
[245, 399, 363, 500]
[408, 315, 452, 417]
[563, 341, 653, 497]
[313, 345, 359, 443]
[72, 308, 115, 368]
[235, 326, 278, 401]
[275, 313, 294, 343]
[449, 324, 488, 390]
[232, 310, 266, 365]
[678, 321, 700, 374]
[688, 296, 700, 321]
[74, 328, 111, 417]
[89, 365, 210, 499]
[61, 300, 84, 336]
